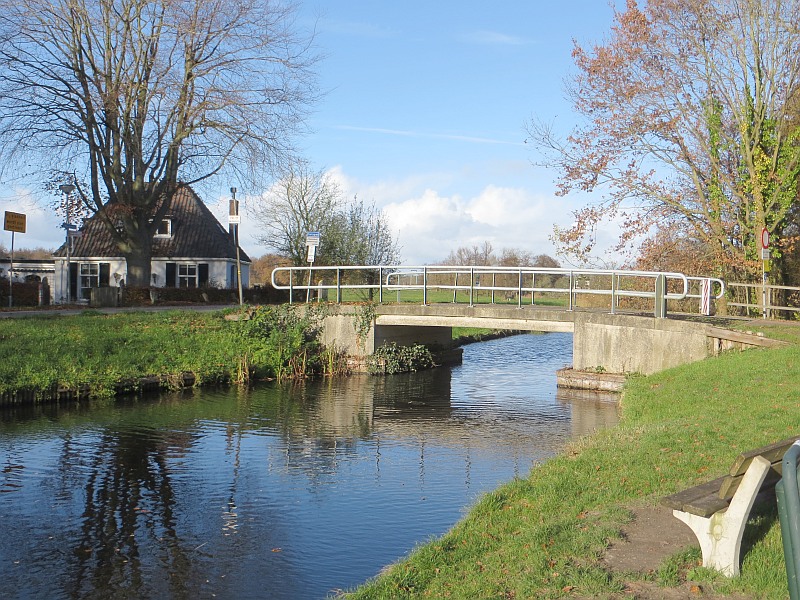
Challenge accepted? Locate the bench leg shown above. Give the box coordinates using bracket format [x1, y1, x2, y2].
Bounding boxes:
[672, 455, 772, 576]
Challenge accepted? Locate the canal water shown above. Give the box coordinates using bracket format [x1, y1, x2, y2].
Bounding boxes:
[0, 333, 619, 600]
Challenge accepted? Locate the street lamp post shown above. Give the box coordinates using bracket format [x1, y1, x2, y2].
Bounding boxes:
[59, 183, 76, 304]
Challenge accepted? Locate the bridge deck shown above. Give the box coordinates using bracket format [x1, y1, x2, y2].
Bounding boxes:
[375, 304, 575, 333]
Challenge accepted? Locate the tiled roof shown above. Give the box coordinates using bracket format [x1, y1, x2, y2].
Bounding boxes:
[53, 186, 251, 262]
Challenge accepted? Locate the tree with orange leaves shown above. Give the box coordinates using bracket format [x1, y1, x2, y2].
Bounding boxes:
[529, 0, 800, 281]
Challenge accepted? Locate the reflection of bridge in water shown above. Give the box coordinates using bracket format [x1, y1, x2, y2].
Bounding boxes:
[285, 369, 620, 460]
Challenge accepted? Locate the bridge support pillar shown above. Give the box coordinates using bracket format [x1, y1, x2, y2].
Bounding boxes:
[320, 312, 452, 357]
[572, 313, 710, 375]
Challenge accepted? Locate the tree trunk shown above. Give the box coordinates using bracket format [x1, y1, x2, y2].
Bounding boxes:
[125, 249, 152, 287]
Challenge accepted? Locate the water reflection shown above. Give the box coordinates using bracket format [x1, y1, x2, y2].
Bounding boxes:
[0, 333, 619, 600]
[557, 388, 622, 438]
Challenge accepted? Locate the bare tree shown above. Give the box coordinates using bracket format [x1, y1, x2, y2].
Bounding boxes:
[528, 0, 800, 280]
[250, 161, 344, 266]
[442, 241, 495, 266]
[325, 197, 401, 266]
[0, 0, 318, 285]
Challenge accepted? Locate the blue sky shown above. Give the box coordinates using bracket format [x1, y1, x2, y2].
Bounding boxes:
[0, 1, 621, 266]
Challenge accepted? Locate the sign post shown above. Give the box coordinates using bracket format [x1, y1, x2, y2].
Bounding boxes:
[305, 231, 320, 302]
[229, 188, 243, 306]
[4, 211, 26, 307]
[761, 227, 770, 319]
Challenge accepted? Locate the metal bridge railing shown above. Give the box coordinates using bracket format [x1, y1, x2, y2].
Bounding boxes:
[271, 265, 726, 319]
[726, 282, 800, 319]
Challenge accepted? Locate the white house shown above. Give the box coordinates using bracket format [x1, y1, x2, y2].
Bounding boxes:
[52, 186, 250, 303]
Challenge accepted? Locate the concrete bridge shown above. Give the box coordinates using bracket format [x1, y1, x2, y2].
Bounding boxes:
[319, 303, 782, 378]
[272, 265, 783, 381]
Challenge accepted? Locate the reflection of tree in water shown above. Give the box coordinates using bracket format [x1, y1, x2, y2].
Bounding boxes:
[253, 378, 379, 486]
[66, 428, 193, 600]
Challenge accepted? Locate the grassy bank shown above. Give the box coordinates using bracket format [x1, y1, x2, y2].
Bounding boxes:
[347, 325, 800, 599]
[0, 306, 333, 401]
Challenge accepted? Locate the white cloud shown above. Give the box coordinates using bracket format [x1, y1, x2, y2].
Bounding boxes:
[0, 187, 65, 251]
[207, 166, 619, 268]
[379, 184, 574, 265]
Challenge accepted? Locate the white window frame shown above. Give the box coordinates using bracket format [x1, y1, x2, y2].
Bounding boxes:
[178, 263, 197, 288]
[153, 218, 172, 238]
[79, 263, 99, 300]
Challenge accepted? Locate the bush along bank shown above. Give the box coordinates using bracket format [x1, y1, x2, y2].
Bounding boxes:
[0, 304, 439, 406]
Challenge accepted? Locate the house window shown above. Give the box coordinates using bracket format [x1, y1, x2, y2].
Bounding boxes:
[153, 218, 172, 238]
[178, 264, 197, 288]
[79, 263, 99, 299]
[166, 262, 208, 287]
[75, 263, 111, 300]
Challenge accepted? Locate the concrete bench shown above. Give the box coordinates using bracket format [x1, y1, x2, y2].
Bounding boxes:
[662, 435, 800, 576]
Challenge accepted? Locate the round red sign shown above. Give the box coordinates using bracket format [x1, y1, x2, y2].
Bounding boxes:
[761, 227, 770, 249]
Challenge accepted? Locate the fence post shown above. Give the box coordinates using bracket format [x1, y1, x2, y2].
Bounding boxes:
[289, 269, 294, 304]
[568, 271, 574, 311]
[469, 268, 474, 307]
[378, 267, 383, 304]
[336, 269, 341, 303]
[611, 273, 617, 315]
[654, 274, 667, 318]
[423, 267, 428, 306]
[777, 442, 800, 600]
[700, 278, 712, 316]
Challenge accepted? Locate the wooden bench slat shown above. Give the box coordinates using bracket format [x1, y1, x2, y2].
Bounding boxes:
[662, 436, 800, 518]
[719, 468, 783, 500]
[726, 436, 800, 477]
[718, 435, 800, 499]
[662, 477, 727, 516]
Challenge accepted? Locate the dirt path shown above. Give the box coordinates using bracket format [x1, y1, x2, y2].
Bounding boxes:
[599, 505, 756, 599]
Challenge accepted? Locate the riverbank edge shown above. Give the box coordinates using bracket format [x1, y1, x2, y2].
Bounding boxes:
[0, 310, 511, 407]
[0, 372, 199, 405]
[345, 322, 800, 599]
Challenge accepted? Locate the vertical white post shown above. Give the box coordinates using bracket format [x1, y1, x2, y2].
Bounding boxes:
[8, 231, 13, 307]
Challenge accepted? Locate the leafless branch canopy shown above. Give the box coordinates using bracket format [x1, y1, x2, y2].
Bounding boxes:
[0, 0, 318, 284]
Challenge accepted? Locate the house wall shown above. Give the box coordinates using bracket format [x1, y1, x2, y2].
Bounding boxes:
[0, 259, 56, 304]
[52, 257, 250, 304]
[52, 257, 126, 304]
[151, 258, 250, 289]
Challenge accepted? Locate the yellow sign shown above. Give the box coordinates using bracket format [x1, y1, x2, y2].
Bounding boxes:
[3, 211, 26, 233]
[764, 259, 771, 272]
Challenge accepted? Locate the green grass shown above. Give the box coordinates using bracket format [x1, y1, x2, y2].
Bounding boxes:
[312, 288, 567, 307]
[0, 310, 240, 397]
[346, 331, 800, 599]
[0, 306, 328, 400]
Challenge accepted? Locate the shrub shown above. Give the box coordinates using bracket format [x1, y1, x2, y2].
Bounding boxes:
[368, 342, 436, 375]
[236, 304, 328, 380]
